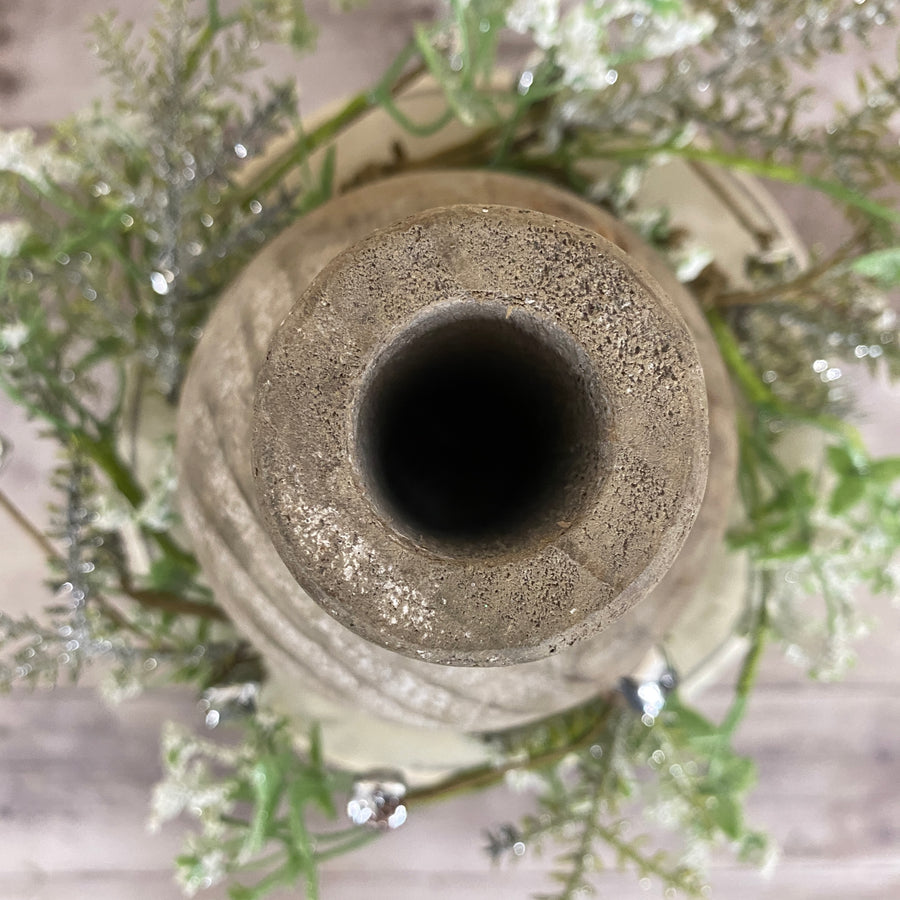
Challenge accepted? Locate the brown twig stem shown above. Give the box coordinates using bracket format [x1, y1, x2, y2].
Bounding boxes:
[712, 233, 867, 308]
[0, 486, 60, 560]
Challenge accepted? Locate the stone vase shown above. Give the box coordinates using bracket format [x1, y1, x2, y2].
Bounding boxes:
[176, 169, 742, 780]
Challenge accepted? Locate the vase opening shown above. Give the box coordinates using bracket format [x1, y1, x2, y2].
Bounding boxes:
[352, 300, 606, 558]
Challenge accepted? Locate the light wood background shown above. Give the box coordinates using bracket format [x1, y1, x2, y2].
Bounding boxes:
[1, 2, 899, 898]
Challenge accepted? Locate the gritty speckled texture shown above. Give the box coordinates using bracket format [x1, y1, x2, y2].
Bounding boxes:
[176, 170, 735, 739]
[252, 204, 709, 665]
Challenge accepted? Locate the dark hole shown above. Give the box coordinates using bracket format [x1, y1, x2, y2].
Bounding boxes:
[354, 306, 601, 554]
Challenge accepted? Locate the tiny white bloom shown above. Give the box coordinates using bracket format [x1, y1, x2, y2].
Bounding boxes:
[557, 6, 612, 91]
[643, 11, 716, 57]
[148, 781, 191, 830]
[672, 243, 714, 283]
[0, 321, 29, 351]
[507, 0, 561, 48]
[98, 668, 144, 704]
[0, 127, 78, 187]
[0, 221, 29, 257]
[512, 0, 716, 93]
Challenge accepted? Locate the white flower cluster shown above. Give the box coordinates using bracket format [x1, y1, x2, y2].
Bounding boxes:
[0, 321, 29, 352]
[136, 444, 179, 532]
[767, 490, 899, 681]
[507, 0, 560, 47]
[0, 127, 78, 188]
[149, 723, 252, 894]
[0, 221, 29, 258]
[177, 838, 229, 897]
[148, 722, 242, 834]
[506, 0, 715, 91]
[98, 665, 146, 704]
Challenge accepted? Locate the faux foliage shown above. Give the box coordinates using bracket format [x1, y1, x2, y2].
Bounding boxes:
[2, 1, 900, 898]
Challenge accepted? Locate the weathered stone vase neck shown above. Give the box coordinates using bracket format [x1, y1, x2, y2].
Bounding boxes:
[251, 202, 710, 666]
[175, 170, 737, 765]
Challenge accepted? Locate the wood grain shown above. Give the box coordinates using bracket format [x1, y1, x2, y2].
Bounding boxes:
[1, 1, 899, 898]
[1, 664, 898, 899]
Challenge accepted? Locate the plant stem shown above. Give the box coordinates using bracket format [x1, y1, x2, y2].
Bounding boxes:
[183, 1, 238, 85]
[0, 485, 218, 629]
[0, 471, 215, 625]
[0, 485, 195, 641]
[705, 310, 774, 408]
[558, 785, 602, 896]
[0, 486, 60, 559]
[596, 821, 699, 892]
[122, 585, 228, 622]
[74, 431, 198, 571]
[522, 138, 900, 227]
[206, 0, 221, 29]
[77, 431, 144, 507]
[94, 595, 148, 638]
[706, 309, 869, 455]
[407, 703, 615, 805]
[313, 830, 379, 863]
[0, 391, 199, 572]
[235, 43, 429, 209]
[721, 586, 770, 739]
[712, 233, 866, 308]
[239, 90, 370, 205]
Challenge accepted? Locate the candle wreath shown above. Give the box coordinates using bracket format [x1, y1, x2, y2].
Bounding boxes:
[1, 2, 899, 898]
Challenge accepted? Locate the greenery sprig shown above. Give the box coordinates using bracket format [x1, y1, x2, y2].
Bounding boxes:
[2, 1, 899, 898]
[150, 719, 376, 899]
[483, 697, 770, 898]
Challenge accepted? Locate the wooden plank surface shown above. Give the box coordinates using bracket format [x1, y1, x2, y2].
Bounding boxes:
[1, 665, 898, 899]
[2, 2, 899, 898]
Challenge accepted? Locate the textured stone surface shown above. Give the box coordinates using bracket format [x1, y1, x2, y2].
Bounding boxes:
[253, 204, 709, 665]
[175, 169, 736, 755]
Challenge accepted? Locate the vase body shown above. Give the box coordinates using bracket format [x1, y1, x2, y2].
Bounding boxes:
[176, 170, 739, 779]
